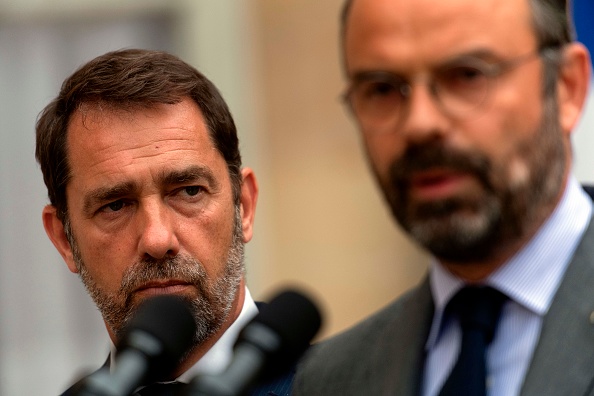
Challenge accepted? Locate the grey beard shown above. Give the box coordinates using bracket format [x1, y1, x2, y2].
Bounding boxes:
[65, 205, 245, 348]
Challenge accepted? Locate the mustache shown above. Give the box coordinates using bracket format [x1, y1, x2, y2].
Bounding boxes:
[390, 142, 491, 187]
[119, 255, 209, 300]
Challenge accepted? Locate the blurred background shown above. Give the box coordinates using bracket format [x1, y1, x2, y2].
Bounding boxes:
[0, 0, 592, 394]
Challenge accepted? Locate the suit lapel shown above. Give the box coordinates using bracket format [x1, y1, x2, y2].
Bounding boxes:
[521, 216, 594, 395]
[379, 276, 434, 395]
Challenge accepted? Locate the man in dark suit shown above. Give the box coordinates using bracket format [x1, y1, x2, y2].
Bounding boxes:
[36, 49, 291, 395]
[294, 0, 593, 394]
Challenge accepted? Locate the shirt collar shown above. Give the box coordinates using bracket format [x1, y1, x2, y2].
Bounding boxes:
[426, 176, 592, 349]
[177, 286, 258, 382]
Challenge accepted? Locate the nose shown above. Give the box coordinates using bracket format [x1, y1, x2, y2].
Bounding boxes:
[399, 81, 451, 143]
[137, 200, 180, 260]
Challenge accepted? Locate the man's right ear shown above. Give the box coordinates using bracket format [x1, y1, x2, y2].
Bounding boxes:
[42, 205, 79, 274]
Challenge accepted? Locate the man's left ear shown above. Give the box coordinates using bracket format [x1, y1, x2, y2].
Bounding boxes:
[557, 42, 591, 135]
[239, 168, 258, 243]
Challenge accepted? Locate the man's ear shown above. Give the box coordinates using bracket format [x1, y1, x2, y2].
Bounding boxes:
[557, 42, 591, 136]
[42, 205, 79, 273]
[238, 168, 259, 243]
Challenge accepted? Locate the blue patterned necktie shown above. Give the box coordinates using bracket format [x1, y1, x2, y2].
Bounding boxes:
[438, 286, 507, 396]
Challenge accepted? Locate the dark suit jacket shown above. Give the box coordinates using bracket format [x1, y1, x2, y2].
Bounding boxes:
[62, 368, 293, 396]
[294, 189, 594, 395]
[60, 302, 295, 396]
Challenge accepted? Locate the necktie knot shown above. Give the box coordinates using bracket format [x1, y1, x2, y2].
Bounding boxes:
[446, 286, 508, 343]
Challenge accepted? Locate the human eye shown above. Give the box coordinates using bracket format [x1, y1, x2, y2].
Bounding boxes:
[181, 185, 204, 197]
[444, 65, 483, 82]
[357, 77, 401, 101]
[173, 185, 207, 201]
[168, 185, 207, 214]
[347, 73, 406, 120]
[98, 199, 129, 214]
[439, 64, 487, 92]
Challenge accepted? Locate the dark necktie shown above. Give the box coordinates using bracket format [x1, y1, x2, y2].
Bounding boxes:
[136, 381, 186, 396]
[438, 286, 507, 396]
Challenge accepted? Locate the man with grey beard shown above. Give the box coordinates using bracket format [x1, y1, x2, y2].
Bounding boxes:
[294, 0, 593, 395]
[36, 49, 292, 395]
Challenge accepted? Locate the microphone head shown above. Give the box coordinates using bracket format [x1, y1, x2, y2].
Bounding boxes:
[238, 289, 323, 376]
[118, 295, 197, 381]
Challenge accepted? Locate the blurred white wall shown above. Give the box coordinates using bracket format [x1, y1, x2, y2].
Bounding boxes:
[573, 83, 594, 183]
[0, 1, 592, 395]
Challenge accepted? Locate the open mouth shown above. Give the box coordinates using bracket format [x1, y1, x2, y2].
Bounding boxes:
[408, 169, 473, 200]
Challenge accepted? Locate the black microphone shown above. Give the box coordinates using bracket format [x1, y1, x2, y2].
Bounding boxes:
[183, 289, 323, 396]
[72, 294, 197, 396]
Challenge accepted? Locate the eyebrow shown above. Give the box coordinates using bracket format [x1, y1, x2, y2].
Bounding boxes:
[349, 48, 502, 80]
[438, 48, 502, 66]
[82, 165, 220, 216]
[83, 181, 137, 216]
[159, 165, 219, 190]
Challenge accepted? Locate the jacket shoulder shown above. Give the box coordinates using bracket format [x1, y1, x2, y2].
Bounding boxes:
[294, 280, 433, 395]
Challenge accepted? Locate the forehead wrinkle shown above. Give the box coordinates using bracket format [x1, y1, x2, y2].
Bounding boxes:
[346, 0, 536, 75]
[125, 124, 212, 153]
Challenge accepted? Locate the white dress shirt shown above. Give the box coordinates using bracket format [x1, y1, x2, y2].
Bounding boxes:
[422, 176, 592, 396]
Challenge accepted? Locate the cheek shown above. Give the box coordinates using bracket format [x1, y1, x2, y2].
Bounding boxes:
[469, 90, 544, 172]
[74, 228, 131, 290]
[363, 134, 404, 183]
[472, 125, 533, 193]
[505, 157, 531, 189]
[179, 208, 236, 276]
[480, 66, 544, 137]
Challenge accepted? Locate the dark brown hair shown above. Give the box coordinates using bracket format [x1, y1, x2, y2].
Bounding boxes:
[36, 49, 242, 222]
